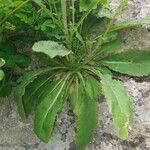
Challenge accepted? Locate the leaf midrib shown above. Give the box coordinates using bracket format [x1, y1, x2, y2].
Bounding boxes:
[102, 61, 150, 65]
[102, 77, 130, 128]
[24, 76, 52, 105]
[42, 74, 70, 125]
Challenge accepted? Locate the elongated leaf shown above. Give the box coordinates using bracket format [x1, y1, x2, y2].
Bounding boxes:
[101, 49, 150, 76]
[101, 74, 133, 139]
[14, 68, 51, 119]
[100, 67, 112, 76]
[70, 78, 83, 115]
[84, 74, 101, 99]
[80, 0, 107, 12]
[70, 76, 99, 149]
[109, 18, 150, 32]
[34, 75, 70, 142]
[32, 41, 71, 58]
[96, 39, 123, 57]
[22, 75, 52, 116]
[98, 31, 118, 44]
[76, 97, 98, 150]
[82, 15, 104, 35]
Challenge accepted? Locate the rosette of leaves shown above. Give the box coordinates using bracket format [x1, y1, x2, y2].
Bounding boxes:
[0, 42, 30, 97]
[15, 0, 150, 149]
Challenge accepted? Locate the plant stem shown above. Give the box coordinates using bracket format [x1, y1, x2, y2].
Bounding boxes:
[61, 0, 72, 49]
[48, 0, 56, 25]
[52, 0, 58, 15]
[84, 0, 129, 64]
[76, 0, 100, 31]
[72, 0, 75, 26]
[95, 0, 128, 41]
[103, 2, 127, 37]
[61, 0, 69, 42]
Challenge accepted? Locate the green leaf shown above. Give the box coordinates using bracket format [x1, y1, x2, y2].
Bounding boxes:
[80, 0, 97, 12]
[109, 18, 150, 32]
[101, 74, 133, 139]
[0, 52, 31, 68]
[0, 58, 5, 67]
[32, 41, 71, 58]
[0, 42, 28, 68]
[14, 68, 51, 119]
[0, 82, 12, 97]
[97, 39, 123, 57]
[76, 97, 98, 150]
[84, 74, 101, 99]
[33, 0, 44, 5]
[0, 42, 16, 54]
[80, 0, 107, 12]
[70, 76, 99, 150]
[97, 7, 113, 19]
[22, 75, 52, 116]
[101, 49, 150, 76]
[81, 15, 104, 35]
[100, 67, 112, 76]
[70, 78, 83, 115]
[13, 55, 31, 68]
[76, 30, 85, 45]
[34, 75, 70, 142]
[98, 31, 118, 44]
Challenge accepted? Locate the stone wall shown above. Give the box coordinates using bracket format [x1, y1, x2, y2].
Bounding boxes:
[0, 0, 150, 150]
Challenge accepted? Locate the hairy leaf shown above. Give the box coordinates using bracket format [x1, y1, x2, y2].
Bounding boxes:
[109, 18, 150, 32]
[70, 76, 99, 149]
[96, 39, 123, 57]
[100, 67, 112, 76]
[22, 75, 52, 116]
[14, 68, 51, 119]
[101, 49, 150, 76]
[84, 74, 101, 99]
[70, 78, 82, 115]
[34, 75, 70, 142]
[101, 74, 133, 139]
[76, 97, 98, 150]
[32, 41, 71, 58]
